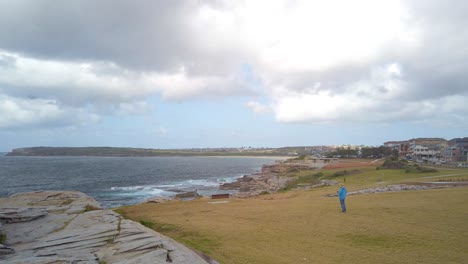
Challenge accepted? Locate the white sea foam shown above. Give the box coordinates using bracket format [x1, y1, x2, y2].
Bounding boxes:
[183, 179, 219, 187]
[110, 185, 175, 196]
[111, 186, 143, 191]
[110, 177, 225, 200]
[155, 183, 183, 188]
[217, 174, 244, 183]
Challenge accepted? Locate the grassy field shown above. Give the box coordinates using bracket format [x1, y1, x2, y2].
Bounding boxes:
[116, 163, 468, 264]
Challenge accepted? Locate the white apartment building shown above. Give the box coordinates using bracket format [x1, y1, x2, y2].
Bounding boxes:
[412, 145, 438, 158]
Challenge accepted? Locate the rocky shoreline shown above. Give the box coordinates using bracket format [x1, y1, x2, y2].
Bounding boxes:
[218, 163, 285, 197]
[141, 162, 300, 202]
[219, 163, 313, 198]
[145, 161, 467, 202]
[0, 191, 212, 264]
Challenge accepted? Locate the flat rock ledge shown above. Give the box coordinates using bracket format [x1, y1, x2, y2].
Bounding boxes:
[0, 191, 210, 264]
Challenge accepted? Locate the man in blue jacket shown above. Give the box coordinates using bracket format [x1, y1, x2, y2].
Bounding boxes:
[338, 184, 347, 212]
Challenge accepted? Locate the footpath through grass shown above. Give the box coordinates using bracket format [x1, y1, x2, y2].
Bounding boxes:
[116, 165, 468, 264]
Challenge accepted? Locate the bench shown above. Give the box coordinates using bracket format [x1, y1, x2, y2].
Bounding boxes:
[211, 193, 230, 199]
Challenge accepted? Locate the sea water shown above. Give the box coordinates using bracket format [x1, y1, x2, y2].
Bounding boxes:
[0, 156, 280, 208]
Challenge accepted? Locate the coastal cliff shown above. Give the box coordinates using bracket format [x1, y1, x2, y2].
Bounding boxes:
[0, 191, 211, 264]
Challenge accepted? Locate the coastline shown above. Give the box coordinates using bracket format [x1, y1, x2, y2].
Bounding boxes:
[140, 159, 295, 203]
[203, 155, 292, 159]
[5, 146, 302, 158]
[4, 160, 467, 263]
[0, 155, 281, 208]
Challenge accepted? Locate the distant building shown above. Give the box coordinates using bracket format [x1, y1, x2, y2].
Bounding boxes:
[384, 141, 410, 157]
[444, 138, 468, 162]
[408, 138, 447, 150]
[411, 145, 438, 158]
[443, 145, 458, 162]
[384, 137, 468, 162]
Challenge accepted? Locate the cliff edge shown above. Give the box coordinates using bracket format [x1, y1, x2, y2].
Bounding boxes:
[0, 191, 211, 264]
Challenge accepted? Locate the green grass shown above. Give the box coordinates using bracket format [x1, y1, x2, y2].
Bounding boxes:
[175, 231, 220, 255]
[114, 210, 218, 255]
[138, 219, 177, 232]
[128, 218, 218, 254]
[138, 220, 154, 229]
[283, 172, 323, 190]
[117, 166, 468, 264]
[0, 233, 6, 244]
[338, 233, 414, 248]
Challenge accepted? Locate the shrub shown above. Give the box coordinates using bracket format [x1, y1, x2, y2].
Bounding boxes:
[333, 170, 347, 177]
[380, 159, 407, 169]
[139, 220, 155, 229]
[286, 167, 300, 173]
[418, 166, 438, 173]
[329, 169, 361, 178]
[379, 158, 426, 172]
[283, 172, 323, 190]
[290, 155, 306, 161]
[84, 204, 101, 212]
[404, 164, 438, 173]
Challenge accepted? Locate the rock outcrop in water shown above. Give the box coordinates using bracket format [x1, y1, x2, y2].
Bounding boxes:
[0, 191, 211, 264]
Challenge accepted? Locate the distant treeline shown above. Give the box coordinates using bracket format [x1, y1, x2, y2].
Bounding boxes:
[5, 147, 296, 157]
[327, 146, 396, 158]
[6, 146, 397, 158]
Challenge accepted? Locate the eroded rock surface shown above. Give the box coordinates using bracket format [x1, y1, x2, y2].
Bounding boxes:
[0, 208, 48, 223]
[145, 197, 173, 204]
[0, 191, 210, 264]
[220, 163, 293, 197]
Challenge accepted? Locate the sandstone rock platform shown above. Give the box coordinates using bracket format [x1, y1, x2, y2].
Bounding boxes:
[0, 191, 210, 264]
[220, 163, 292, 197]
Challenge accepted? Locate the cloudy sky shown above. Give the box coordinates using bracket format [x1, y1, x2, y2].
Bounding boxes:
[0, 0, 467, 151]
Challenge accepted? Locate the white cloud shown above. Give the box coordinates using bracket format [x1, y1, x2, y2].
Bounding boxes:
[0, 95, 99, 129]
[246, 101, 272, 115]
[157, 126, 168, 136]
[273, 63, 468, 125]
[118, 101, 153, 115]
[0, 50, 254, 128]
[0, 50, 251, 103]
[255, 1, 417, 72]
[0, 0, 468, 130]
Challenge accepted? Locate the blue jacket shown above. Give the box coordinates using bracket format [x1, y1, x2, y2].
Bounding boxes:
[338, 186, 347, 200]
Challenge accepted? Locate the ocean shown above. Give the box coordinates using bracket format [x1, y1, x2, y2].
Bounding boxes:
[0, 155, 280, 208]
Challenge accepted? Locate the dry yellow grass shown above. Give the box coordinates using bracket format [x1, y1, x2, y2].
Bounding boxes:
[117, 167, 468, 264]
